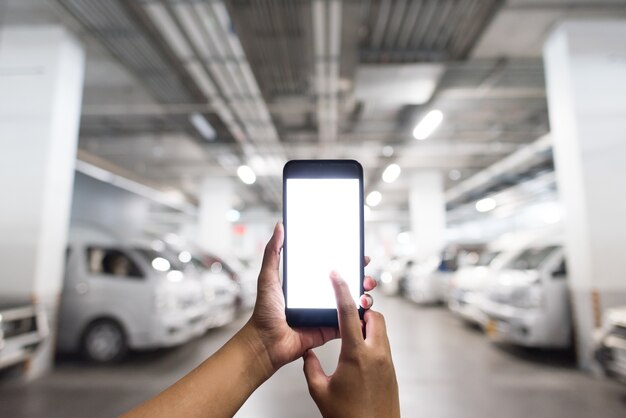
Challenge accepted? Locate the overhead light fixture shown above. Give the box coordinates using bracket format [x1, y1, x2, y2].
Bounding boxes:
[475, 197, 496, 213]
[366, 191, 382, 207]
[448, 169, 462, 181]
[413, 109, 443, 140]
[397, 231, 411, 244]
[382, 145, 394, 157]
[178, 251, 192, 263]
[226, 209, 241, 222]
[237, 165, 256, 185]
[382, 163, 401, 183]
[189, 112, 216, 141]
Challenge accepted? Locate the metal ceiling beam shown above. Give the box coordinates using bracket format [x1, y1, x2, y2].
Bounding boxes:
[445, 134, 552, 204]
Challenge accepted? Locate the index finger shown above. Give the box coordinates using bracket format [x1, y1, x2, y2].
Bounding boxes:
[329, 271, 363, 346]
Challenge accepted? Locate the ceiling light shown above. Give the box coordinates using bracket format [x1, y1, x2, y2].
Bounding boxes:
[475, 197, 496, 213]
[366, 191, 382, 207]
[382, 145, 394, 157]
[237, 165, 256, 185]
[226, 209, 241, 222]
[382, 164, 401, 183]
[178, 251, 192, 263]
[397, 231, 411, 244]
[542, 206, 562, 224]
[448, 169, 461, 181]
[413, 109, 443, 140]
[189, 113, 216, 141]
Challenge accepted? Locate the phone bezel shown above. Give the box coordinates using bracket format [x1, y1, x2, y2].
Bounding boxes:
[282, 159, 365, 327]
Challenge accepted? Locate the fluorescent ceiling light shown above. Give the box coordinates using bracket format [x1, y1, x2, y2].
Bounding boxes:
[413, 109, 443, 140]
[382, 145, 394, 157]
[448, 169, 462, 181]
[382, 164, 401, 183]
[475, 197, 496, 213]
[178, 251, 192, 263]
[189, 113, 216, 141]
[237, 165, 256, 185]
[366, 191, 382, 207]
[397, 231, 411, 244]
[226, 209, 241, 222]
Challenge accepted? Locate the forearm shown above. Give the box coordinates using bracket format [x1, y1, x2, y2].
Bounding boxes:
[121, 324, 275, 418]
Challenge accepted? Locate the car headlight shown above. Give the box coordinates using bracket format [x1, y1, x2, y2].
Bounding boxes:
[510, 285, 544, 309]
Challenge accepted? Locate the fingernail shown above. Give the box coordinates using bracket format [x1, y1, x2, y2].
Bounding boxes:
[329, 270, 339, 280]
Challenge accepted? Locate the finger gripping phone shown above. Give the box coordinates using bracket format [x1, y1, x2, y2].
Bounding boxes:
[282, 160, 365, 327]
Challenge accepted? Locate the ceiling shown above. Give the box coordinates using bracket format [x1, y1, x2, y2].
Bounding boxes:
[4, 0, 626, 216]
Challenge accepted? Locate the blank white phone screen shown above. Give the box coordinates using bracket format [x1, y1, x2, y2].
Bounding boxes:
[286, 178, 361, 309]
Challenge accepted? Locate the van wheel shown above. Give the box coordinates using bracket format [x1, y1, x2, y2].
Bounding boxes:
[81, 319, 128, 363]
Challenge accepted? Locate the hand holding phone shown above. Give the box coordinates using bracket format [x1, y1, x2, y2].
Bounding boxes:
[246, 223, 376, 372]
[303, 273, 400, 418]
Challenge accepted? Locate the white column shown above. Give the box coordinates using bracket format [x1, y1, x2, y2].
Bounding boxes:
[409, 170, 446, 261]
[0, 26, 85, 377]
[544, 20, 626, 369]
[197, 177, 234, 256]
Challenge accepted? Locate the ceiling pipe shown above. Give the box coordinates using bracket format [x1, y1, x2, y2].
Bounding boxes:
[144, 0, 284, 204]
[327, 0, 342, 143]
[313, 0, 342, 146]
[313, 0, 327, 143]
[445, 134, 552, 204]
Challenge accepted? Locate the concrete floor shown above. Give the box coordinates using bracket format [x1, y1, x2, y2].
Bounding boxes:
[1, 293, 625, 417]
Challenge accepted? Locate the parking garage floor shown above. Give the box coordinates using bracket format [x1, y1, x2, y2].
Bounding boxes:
[1, 293, 625, 418]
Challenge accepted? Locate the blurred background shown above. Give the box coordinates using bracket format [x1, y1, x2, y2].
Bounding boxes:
[1, 0, 626, 416]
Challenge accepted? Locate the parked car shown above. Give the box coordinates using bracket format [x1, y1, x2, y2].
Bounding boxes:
[594, 306, 626, 383]
[57, 227, 208, 363]
[404, 257, 447, 304]
[448, 250, 501, 325]
[379, 257, 411, 296]
[0, 299, 48, 371]
[404, 250, 460, 305]
[187, 254, 239, 329]
[481, 244, 571, 348]
[197, 254, 257, 312]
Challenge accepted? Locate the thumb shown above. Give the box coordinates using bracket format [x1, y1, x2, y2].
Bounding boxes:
[303, 349, 328, 398]
[259, 222, 284, 283]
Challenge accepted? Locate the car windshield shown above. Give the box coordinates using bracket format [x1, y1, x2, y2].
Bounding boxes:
[507, 246, 558, 270]
[477, 251, 500, 266]
[134, 248, 184, 272]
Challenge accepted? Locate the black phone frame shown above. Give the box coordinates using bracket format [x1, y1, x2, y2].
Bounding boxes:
[282, 159, 365, 327]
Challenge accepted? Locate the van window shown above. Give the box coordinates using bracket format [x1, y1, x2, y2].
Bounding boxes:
[477, 251, 500, 267]
[507, 246, 558, 270]
[87, 247, 144, 279]
[552, 260, 568, 278]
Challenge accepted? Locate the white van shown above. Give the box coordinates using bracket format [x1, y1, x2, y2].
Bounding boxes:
[448, 249, 523, 326]
[481, 244, 571, 348]
[57, 227, 208, 363]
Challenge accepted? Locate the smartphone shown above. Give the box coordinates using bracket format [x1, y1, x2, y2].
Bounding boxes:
[282, 159, 364, 327]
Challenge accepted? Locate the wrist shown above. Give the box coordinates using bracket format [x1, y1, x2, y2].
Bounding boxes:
[237, 322, 277, 382]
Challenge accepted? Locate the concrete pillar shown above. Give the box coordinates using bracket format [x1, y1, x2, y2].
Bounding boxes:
[197, 177, 234, 256]
[409, 170, 446, 261]
[544, 20, 626, 368]
[0, 26, 85, 377]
